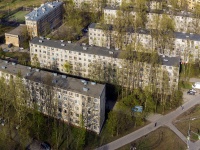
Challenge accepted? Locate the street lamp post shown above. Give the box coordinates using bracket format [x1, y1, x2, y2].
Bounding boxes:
[187, 117, 198, 149]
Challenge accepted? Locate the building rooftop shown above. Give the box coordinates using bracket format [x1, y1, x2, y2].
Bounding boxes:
[5, 24, 26, 36]
[0, 59, 105, 98]
[30, 37, 180, 67]
[30, 37, 120, 58]
[104, 6, 195, 18]
[89, 23, 200, 41]
[25, 1, 63, 21]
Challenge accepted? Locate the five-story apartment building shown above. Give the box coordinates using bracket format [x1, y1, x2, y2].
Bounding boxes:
[30, 37, 180, 91]
[0, 59, 105, 134]
[89, 23, 200, 62]
[103, 6, 200, 33]
[25, 1, 63, 37]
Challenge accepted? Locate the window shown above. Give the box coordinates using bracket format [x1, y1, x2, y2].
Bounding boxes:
[64, 103, 67, 107]
[76, 113, 79, 117]
[69, 92, 73, 96]
[94, 103, 99, 110]
[75, 94, 79, 97]
[88, 97, 91, 103]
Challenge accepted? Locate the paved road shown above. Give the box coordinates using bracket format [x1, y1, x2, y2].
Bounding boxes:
[97, 93, 200, 150]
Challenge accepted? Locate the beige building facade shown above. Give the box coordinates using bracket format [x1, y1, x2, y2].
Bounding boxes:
[0, 59, 106, 134]
[25, 1, 63, 37]
[89, 23, 200, 62]
[29, 37, 180, 91]
[103, 6, 200, 33]
[5, 24, 27, 47]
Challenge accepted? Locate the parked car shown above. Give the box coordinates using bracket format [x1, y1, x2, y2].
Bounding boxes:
[189, 89, 197, 93]
[41, 142, 51, 150]
[76, 35, 81, 40]
[26, 140, 51, 150]
[187, 90, 195, 95]
[0, 118, 6, 126]
[3, 49, 9, 52]
[82, 28, 88, 33]
[8, 43, 12, 48]
[19, 47, 24, 50]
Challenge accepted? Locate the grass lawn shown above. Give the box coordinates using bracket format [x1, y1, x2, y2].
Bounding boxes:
[7, 11, 29, 22]
[173, 104, 200, 142]
[118, 127, 187, 150]
[59, 120, 150, 149]
[0, 0, 43, 11]
[5, 51, 29, 59]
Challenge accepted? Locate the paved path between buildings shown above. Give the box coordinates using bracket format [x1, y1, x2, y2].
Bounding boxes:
[96, 93, 200, 150]
[190, 78, 200, 83]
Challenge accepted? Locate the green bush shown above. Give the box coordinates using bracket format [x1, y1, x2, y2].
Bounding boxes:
[179, 81, 192, 89]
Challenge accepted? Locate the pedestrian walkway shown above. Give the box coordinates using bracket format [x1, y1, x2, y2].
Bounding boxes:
[97, 93, 200, 150]
[167, 123, 188, 144]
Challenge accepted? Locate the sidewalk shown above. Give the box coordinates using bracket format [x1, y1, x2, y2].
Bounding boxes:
[97, 93, 200, 150]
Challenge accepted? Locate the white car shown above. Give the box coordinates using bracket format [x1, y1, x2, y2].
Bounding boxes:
[192, 82, 200, 89]
[189, 89, 197, 93]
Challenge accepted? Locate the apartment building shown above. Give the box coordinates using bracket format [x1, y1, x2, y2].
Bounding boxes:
[29, 37, 180, 91]
[106, 0, 164, 9]
[103, 6, 200, 33]
[89, 23, 200, 62]
[25, 1, 63, 37]
[0, 59, 105, 134]
[72, 0, 104, 10]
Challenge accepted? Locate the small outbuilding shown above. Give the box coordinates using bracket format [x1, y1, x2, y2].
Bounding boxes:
[5, 24, 27, 47]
